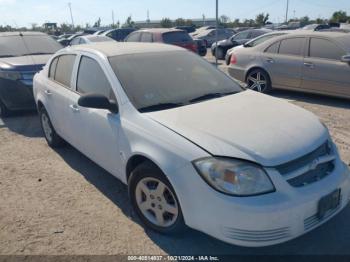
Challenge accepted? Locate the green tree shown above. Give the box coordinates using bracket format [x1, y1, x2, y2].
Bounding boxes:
[220, 15, 230, 24]
[175, 18, 185, 26]
[93, 17, 101, 28]
[122, 16, 135, 28]
[160, 18, 172, 28]
[60, 23, 71, 33]
[331, 11, 348, 23]
[185, 19, 194, 26]
[255, 13, 269, 26]
[299, 16, 310, 27]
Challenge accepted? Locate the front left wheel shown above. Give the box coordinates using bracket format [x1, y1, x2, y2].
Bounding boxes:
[0, 99, 11, 118]
[129, 162, 185, 234]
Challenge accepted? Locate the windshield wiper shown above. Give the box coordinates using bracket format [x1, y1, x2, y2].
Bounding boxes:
[139, 103, 184, 113]
[21, 52, 53, 56]
[189, 92, 237, 104]
[0, 55, 16, 58]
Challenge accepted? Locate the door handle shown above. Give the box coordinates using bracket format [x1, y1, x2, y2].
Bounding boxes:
[69, 104, 80, 112]
[44, 90, 52, 96]
[304, 62, 315, 69]
[266, 58, 275, 64]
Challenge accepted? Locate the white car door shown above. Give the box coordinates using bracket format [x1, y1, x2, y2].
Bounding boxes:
[45, 54, 78, 141]
[68, 54, 123, 177]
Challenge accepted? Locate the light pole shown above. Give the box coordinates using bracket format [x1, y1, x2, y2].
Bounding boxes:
[68, 2, 75, 29]
[215, 0, 218, 66]
[285, 0, 289, 23]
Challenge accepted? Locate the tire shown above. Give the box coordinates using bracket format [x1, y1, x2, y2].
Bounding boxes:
[225, 54, 231, 65]
[246, 69, 272, 93]
[215, 47, 224, 60]
[0, 99, 11, 118]
[129, 161, 186, 234]
[39, 107, 65, 148]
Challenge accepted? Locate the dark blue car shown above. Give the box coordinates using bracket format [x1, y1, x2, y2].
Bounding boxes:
[0, 32, 62, 117]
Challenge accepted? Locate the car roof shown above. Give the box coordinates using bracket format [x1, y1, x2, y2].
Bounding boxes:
[255, 30, 350, 52]
[67, 42, 184, 57]
[0, 31, 47, 37]
[137, 28, 184, 34]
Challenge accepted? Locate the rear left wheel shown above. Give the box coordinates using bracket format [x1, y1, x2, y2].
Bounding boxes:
[129, 162, 185, 234]
[39, 107, 65, 148]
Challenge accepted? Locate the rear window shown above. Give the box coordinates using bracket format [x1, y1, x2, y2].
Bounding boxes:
[0, 35, 62, 58]
[54, 55, 76, 87]
[162, 32, 192, 44]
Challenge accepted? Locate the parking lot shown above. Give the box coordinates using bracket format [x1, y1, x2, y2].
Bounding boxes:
[0, 50, 349, 255]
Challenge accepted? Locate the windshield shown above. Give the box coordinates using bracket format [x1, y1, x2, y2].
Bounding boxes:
[109, 51, 242, 112]
[0, 35, 62, 58]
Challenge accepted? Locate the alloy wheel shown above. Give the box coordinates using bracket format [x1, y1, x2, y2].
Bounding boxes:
[41, 113, 53, 143]
[135, 177, 179, 227]
[247, 71, 268, 92]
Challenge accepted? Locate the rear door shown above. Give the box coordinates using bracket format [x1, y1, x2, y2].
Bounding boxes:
[301, 37, 350, 96]
[45, 54, 77, 141]
[261, 37, 306, 89]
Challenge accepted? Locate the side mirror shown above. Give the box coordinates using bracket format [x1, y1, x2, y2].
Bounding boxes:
[231, 39, 238, 45]
[78, 93, 118, 113]
[341, 55, 350, 64]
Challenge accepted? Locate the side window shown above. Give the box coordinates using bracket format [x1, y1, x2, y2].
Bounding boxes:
[234, 31, 250, 40]
[278, 38, 304, 56]
[141, 32, 153, 42]
[309, 38, 345, 60]
[54, 55, 76, 87]
[265, 41, 280, 54]
[70, 37, 80, 45]
[49, 57, 58, 79]
[77, 56, 115, 100]
[125, 32, 141, 42]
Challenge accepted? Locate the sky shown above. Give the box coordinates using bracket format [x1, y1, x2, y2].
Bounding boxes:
[0, 0, 349, 28]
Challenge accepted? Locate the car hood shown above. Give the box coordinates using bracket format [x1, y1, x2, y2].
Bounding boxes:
[146, 91, 328, 166]
[0, 54, 52, 71]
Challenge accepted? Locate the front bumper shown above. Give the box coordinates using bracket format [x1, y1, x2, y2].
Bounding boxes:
[0, 77, 36, 111]
[171, 160, 350, 247]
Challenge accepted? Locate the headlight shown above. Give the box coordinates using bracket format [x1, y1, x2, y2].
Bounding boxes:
[193, 157, 275, 196]
[0, 71, 21, 81]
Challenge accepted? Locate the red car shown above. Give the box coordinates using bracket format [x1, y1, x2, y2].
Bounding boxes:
[125, 28, 197, 53]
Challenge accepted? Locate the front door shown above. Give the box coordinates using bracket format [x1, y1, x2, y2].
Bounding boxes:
[301, 37, 350, 96]
[70, 55, 122, 177]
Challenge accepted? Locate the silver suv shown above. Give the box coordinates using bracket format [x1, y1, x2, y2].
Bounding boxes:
[228, 31, 350, 98]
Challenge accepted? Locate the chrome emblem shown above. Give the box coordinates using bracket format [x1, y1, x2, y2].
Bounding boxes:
[309, 158, 320, 171]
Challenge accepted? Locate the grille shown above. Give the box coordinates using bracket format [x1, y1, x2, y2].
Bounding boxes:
[304, 196, 342, 231]
[275, 141, 335, 187]
[223, 227, 291, 242]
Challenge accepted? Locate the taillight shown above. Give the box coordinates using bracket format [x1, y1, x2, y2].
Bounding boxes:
[190, 43, 197, 53]
[230, 54, 237, 64]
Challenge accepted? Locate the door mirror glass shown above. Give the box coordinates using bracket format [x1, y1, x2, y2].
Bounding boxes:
[78, 93, 118, 113]
[341, 55, 350, 64]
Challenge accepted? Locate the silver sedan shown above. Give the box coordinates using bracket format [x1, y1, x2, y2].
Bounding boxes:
[228, 31, 350, 99]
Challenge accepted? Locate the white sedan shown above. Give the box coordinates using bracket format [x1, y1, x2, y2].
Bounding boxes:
[33, 42, 350, 247]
